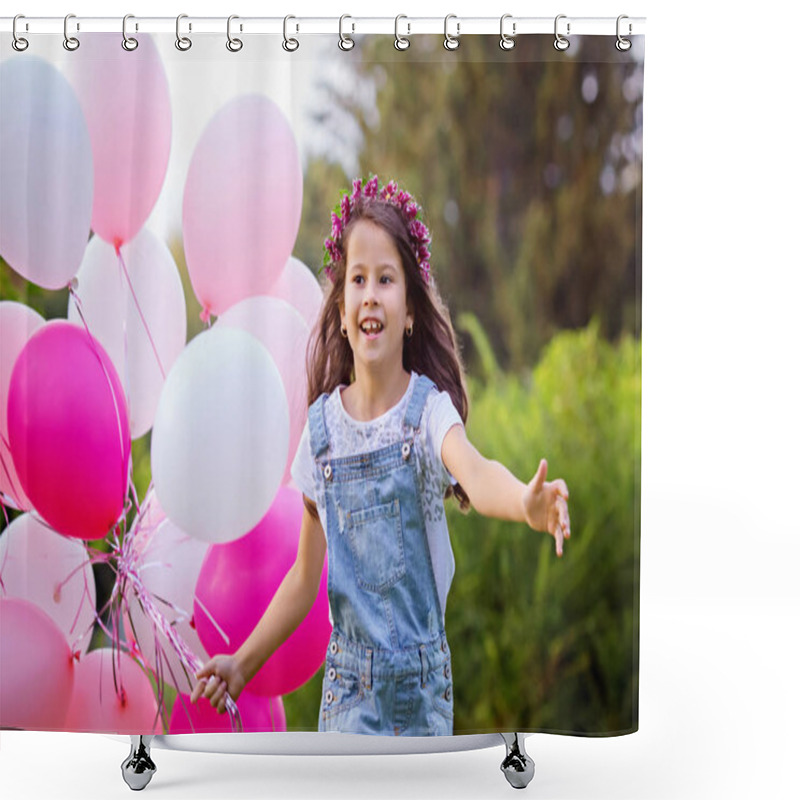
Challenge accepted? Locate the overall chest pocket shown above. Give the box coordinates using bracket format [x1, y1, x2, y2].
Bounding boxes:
[345, 498, 406, 593]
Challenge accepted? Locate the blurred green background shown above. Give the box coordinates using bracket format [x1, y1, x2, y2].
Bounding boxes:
[1, 35, 641, 735]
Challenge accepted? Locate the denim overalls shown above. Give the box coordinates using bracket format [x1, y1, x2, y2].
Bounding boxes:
[307, 375, 454, 736]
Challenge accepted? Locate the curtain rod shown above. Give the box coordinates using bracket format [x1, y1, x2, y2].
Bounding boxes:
[1, 16, 646, 37]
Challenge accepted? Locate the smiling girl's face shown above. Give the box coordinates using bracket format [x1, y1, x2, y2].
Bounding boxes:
[340, 219, 413, 376]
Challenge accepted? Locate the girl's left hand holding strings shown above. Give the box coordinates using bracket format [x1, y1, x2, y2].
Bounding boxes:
[522, 458, 571, 557]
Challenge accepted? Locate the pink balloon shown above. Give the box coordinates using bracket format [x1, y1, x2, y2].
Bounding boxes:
[183, 95, 303, 318]
[194, 487, 331, 697]
[0, 301, 45, 510]
[6, 320, 131, 540]
[170, 691, 285, 733]
[0, 598, 75, 730]
[217, 296, 310, 485]
[67, 33, 171, 247]
[269, 257, 324, 332]
[0, 513, 96, 651]
[64, 648, 161, 733]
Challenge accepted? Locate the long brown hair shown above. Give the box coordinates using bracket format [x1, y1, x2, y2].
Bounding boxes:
[307, 189, 470, 510]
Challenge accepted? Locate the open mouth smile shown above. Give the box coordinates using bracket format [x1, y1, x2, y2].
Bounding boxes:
[359, 319, 384, 337]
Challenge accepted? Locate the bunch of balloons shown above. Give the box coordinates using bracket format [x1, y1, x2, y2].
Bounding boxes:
[0, 35, 330, 734]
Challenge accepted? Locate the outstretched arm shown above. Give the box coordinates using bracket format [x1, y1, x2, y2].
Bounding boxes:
[190, 500, 326, 710]
[441, 424, 571, 556]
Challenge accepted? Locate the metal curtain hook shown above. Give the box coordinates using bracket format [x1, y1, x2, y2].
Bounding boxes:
[283, 15, 299, 52]
[12, 14, 29, 51]
[226, 15, 242, 52]
[554, 14, 570, 51]
[394, 15, 410, 51]
[339, 14, 354, 50]
[63, 14, 80, 50]
[616, 14, 632, 51]
[122, 14, 138, 51]
[176, 14, 192, 51]
[444, 13, 460, 51]
[499, 14, 516, 51]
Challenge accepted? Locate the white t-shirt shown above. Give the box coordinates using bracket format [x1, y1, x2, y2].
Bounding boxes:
[290, 371, 463, 621]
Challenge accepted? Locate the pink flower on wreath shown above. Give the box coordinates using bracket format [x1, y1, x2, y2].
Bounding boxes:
[321, 175, 433, 285]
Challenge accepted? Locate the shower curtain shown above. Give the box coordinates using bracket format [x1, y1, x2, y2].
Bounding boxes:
[0, 24, 642, 738]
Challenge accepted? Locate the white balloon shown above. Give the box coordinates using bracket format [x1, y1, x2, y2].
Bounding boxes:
[217, 296, 310, 485]
[151, 327, 289, 543]
[0, 57, 93, 289]
[67, 229, 187, 439]
[269, 256, 324, 332]
[0, 513, 96, 652]
[126, 496, 209, 694]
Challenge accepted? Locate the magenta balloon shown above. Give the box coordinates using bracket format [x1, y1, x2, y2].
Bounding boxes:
[194, 487, 331, 697]
[64, 648, 161, 733]
[0, 598, 75, 730]
[0, 301, 45, 510]
[183, 95, 303, 318]
[68, 33, 171, 246]
[6, 320, 131, 540]
[170, 690, 285, 733]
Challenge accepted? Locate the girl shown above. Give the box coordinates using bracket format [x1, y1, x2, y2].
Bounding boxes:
[191, 176, 571, 736]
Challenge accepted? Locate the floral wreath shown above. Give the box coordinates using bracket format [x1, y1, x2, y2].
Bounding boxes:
[322, 175, 432, 283]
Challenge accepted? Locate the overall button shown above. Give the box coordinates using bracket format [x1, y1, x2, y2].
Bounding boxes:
[323, 464, 333, 480]
[330, 641, 338, 655]
[325, 690, 334, 704]
[401, 442, 411, 460]
[444, 686, 452, 701]
[441, 640, 448, 653]
[327, 667, 337, 682]
[444, 663, 450, 679]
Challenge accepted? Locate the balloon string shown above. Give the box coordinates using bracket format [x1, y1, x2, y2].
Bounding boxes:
[0, 437, 25, 511]
[193, 595, 231, 647]
[116, 249, 167, 380]
[114, 513, 242, 732]
[68, 285, 130, 519]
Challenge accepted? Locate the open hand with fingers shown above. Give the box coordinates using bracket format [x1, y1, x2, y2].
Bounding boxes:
[522, 459, 571, 557]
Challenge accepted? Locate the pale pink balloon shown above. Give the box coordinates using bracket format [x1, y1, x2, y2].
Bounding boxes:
[194, 487, 331, 697]
[0, 598, 75, 730]
[0, 301, 45, 510]
[183, 94, 303, 318]
[67, 33, 171, 247]
[0, 513, 96, 651]
[67, 229, 188, 439]
[6, 320, 131, 540]
[170, 691, 285, 733]
[64, 648, 161, 733]
[269, 257, 324, 332]
[217, 296, 310, 485]
[127, 508, 210, 695]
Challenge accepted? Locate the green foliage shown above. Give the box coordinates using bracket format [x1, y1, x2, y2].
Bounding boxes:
[445, 320, 640, 733]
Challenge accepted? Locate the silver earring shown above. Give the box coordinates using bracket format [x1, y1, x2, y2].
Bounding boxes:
[340, 324, 348, 339]
[405, 323, 413, 338]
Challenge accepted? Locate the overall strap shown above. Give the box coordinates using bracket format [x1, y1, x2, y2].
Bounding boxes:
[307, 393, 330, 458]
[403, 374, 436, 432]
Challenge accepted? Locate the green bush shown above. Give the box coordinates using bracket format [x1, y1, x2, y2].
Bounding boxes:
[445, 319, 640, 734]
